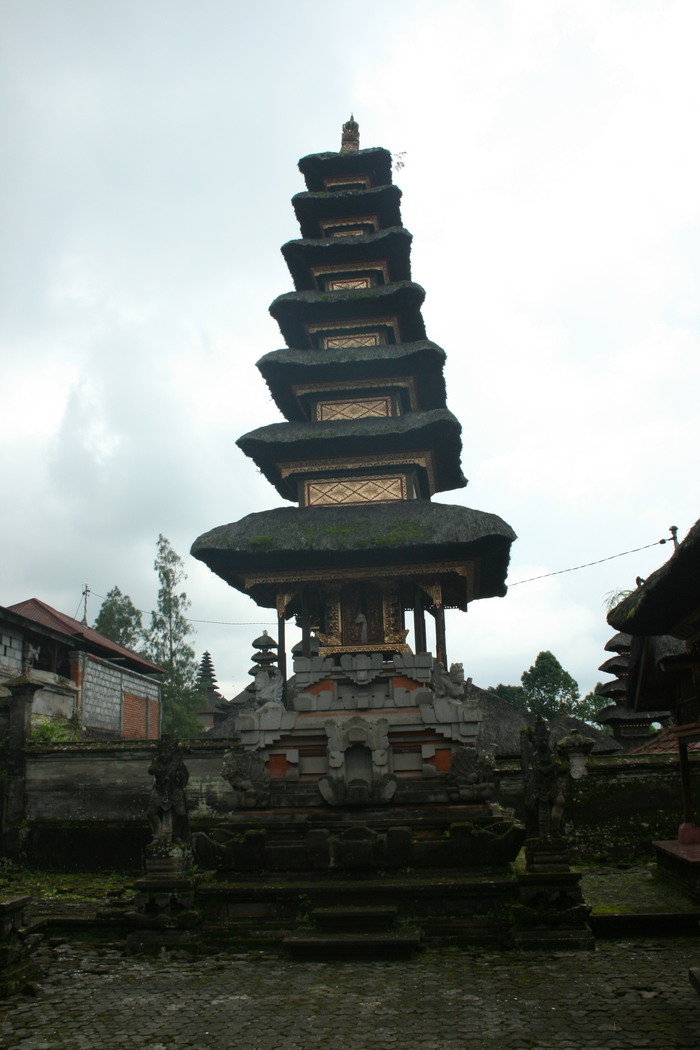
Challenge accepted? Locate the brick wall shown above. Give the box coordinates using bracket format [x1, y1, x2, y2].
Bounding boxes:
[122, 693, 159, 740]
[81, 656, 160, 737]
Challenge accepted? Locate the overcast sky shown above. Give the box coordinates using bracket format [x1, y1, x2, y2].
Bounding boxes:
[2, 0, 698, 701]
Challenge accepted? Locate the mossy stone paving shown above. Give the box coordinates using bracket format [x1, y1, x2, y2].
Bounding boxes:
[2, 939, 700, 1050]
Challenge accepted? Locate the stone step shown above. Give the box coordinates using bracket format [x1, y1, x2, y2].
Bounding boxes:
[309, 905, 398, 932]
[284, 928, 422, 960]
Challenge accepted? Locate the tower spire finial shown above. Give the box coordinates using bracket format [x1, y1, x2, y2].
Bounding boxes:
[340, 114, 360, 153]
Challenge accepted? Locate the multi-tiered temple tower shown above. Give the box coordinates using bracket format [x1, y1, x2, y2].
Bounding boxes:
[194, 118, 514, 677]
[192, 120, 520, 854]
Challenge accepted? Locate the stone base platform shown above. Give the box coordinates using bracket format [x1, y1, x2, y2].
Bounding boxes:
[284, 904, 422, 959]
[192, 803, 525, 874]
[655, 840, 700, 902]
[197, 870, 525, 951]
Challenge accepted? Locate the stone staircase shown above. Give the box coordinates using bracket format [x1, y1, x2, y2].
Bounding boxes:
[283, 904, 422, 960]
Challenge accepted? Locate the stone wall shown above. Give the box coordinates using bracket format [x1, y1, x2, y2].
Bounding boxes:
[17, 740, 234, 868]
[8, 740, 699, 870]
[0, 626, 24, 678]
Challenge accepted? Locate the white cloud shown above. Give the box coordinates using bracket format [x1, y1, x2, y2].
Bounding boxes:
[1, 0, 697, 702]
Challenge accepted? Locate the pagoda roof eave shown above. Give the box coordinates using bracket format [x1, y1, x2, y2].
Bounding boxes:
[269, 282, 427, 348]
[298, 147, 393, 191]
[191, 501, 516, 608]
[595, 680, 629, 700]
[281, 226, 413, 290]
[256, 340, 447, 419]
[236, 408, 466, 498]
[603, 631, 632, 653]
[597, 654, 630, 675]
[292, 184, 402, 238]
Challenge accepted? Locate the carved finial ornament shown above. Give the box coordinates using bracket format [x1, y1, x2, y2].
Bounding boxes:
[340, 114, 360, 153]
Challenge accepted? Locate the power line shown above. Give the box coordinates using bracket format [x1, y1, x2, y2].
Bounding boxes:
[188, 618, 275, 626]
[87, 589, 273, 628]
[85, 531, 675, 622]
[508, 538, 670, 588]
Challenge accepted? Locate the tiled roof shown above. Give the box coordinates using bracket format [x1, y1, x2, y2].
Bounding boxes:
[630, 727, 700, 754]
[4, 598, 162, 674]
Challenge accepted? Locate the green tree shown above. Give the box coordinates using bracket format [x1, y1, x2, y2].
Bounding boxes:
[521, 650, 580, 720]
[486, 651, 598, 722]
[579, 684, 606, 723]
[94, 586, 144, 651]
[487, 683, 527, 707]
[146, 535, 203, 737]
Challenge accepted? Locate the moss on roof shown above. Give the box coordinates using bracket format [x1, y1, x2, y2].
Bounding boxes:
[191, 500, 516, 603]
[269, 281, 427, 348]
[607, 519, 700, 637]
[281, 227, 413, 290]
[292, 184, 402, 238]
[297, 147, 393, 191]
[257, 339, 447, 420]
[236, 408, 465, 499]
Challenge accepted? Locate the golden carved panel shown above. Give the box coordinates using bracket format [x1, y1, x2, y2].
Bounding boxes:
[323, 175, 371, 190]
[305, 474, 407, 507]
[243, 562, 472, 587]
[279, 451, 435, 494]
[293, 377, 417, 411]
[317, 397, 393, 421]
[326, 276, 372, 291]
[311, 261, 390, 286]
[309, 316, 399, 347]
[322, 333, 380, 349]
[318, 643, 411, 656]
[320, 216, 378, 235]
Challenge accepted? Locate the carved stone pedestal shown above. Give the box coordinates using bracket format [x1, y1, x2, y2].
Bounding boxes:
[524, 836, 571, 874]
[514, 869, 593, 950]
[0, 896, 37, 995]
[126, 845, 201, 953]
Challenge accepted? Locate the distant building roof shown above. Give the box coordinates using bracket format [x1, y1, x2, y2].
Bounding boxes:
[3, 598, 163, 675]
[631, 727, 700, 755]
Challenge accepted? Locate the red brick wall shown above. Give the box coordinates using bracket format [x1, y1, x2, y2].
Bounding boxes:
[122, 693, 159, 740]
[148, 699, 159, 740]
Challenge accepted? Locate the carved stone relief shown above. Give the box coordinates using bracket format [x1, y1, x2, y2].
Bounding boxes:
[318, 716, 396, 805]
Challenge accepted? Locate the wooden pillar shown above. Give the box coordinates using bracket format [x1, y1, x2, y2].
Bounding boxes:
[301, 588, 311, 659]
[679, 737, 694, 824]
[435, 603, 447, 669]
[413, 589, 427, 654]
[277, 611, 287, 704]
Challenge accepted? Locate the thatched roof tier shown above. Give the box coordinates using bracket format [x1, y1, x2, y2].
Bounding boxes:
[596, 703, 668, 724]
[257, 340, 447, 421]
[292, 185, 402, 239]
[608, 519, 700, 639]
[281, 227, 412, 291]
[603, 631, 632, 653]
[595, 679, 629, 699]
[191, 501, 516, 609]
[236, 408, 466, 500]
[269, 282, 426, 349]
[624, 634, 688, 712]
[298, 147, 393, 192]
[598, 654, 629, 675]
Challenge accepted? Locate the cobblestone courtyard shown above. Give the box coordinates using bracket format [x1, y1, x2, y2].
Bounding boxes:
[2, 939, 699, 1050]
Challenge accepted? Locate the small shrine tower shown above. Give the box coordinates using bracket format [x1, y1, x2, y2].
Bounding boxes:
[193, 118, 515, 677]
